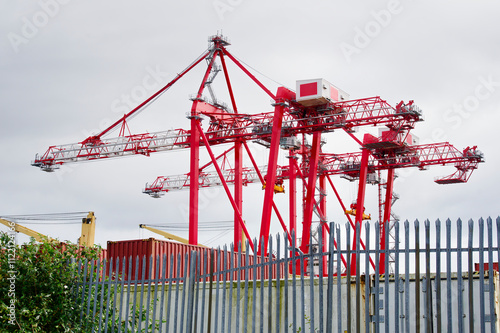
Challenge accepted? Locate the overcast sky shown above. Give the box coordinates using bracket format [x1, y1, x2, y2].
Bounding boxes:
[1, 0, 499, 248]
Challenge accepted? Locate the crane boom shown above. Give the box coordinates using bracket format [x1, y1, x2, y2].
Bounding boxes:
[320, 142, 484, 181]
[143, 142, 483, 196]
[32, 97, 422, 172]
[0, 218, 53, 242]
[1, 212, 97, 246]
[139, 224, 206, 247]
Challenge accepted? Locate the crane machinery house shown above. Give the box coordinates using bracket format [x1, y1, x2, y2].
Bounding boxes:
[296, 79, 350, 106]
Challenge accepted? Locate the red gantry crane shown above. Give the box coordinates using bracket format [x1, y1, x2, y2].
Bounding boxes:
[144, 139, 483, 272]
[32, 35, 483, 273]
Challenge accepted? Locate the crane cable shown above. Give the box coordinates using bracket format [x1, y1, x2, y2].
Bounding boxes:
[231, 54, 293, 92]
[0, 212, 89, 225]
[102, 47, 212, 139]
[144, 220, 233, 232]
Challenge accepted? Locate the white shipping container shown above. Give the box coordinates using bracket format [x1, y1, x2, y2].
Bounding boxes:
[296, 78, 349, 106]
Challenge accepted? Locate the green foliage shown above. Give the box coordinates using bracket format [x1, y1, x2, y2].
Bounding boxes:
[77, 282, 166, 332]
[112, 297, 167, 333]
[0, 232, 102, 332]
[290, 314, 319, 333]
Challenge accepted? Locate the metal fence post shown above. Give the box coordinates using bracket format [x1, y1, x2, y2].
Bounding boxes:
[457, 218, 464, 333]
[435, 219, 442, 333]
[404, 220, 410, 333]
[394, 221, 400, 333]
[468, 219, 475, 333]
[365, 221, 371, 333]
[425, 219, 432, 333]
[72, 216, 500, 333]
[414, 220, 420, 333]
[487, 217, 496, 332]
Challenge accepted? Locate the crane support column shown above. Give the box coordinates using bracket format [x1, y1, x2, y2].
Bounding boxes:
[319, 174, 328, 273]
[220, 53, 244, 249]
[196, 121, 255, 253]
[327, 175, 376, 271]
[259, 102, 285, 254]
[380, 167, 395, 274]
[188, 49, 220, 245]
[300, 132, 322, 254]
[79, 212, 96, 247]
[350, 140, 370, 275]
[288, 151, 297, 247]
[234, 141, 243, 248]
[244, 142, 292, 245]
[188, 114, 200, 245]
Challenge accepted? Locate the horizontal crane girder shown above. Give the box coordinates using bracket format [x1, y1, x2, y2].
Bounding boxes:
[32, 97, 422, 171]
[143, 142, 483, 195]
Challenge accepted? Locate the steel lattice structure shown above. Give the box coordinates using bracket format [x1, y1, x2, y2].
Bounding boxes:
[32, 35, 484, 274]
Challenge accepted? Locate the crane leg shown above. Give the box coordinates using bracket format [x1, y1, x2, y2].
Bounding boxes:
[319, 174, 328, 274]
[288, 151, 297, 248]
[258, 103, 285, 255]
[380, 167, 395, 274]
[234, 141, 243, 249]
[350, 141, 370, 275]
[300, 132, 321, 254]
[189, 117, 200, 245]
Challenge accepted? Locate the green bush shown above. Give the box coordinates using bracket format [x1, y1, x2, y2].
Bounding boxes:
[0, 232, 102, 332]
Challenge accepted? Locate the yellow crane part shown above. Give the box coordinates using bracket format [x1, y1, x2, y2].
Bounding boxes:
[78, 212, 96, 247]
[345, 209, 371, 221]
[262, 183, 285, 194]
[139, 224, 206, 247]
[1, 212, 96, 247]
[0, 218, 54, 242]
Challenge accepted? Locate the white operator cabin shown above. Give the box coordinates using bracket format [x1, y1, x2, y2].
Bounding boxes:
[296, 79, 349, 106]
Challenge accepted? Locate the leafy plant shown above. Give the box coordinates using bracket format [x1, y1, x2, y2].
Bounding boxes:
[0, 232, 102, 332]
[289, 314, 319, 333]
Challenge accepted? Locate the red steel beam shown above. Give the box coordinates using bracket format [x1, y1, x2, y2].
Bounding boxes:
[221, 48, 276, 101]
[188, 49, 220, 245]
[242, 142, 292, 245]
[326, 174, 376, 271]
[234, 141, 243, 248]
[92, 50, 210, 142]
[300, 132, 322, 254]
[195, 121, 255, 253]
[259, 102, 286, 254]
[189, 118, 200, 245]
[220, 52, 244, 248]
[291, 158, 348, 268]
[350, 138, 370, 275]
[379, 167, 395, 274]
[319, 174, 328, 273]
[288, 152, 297, 249]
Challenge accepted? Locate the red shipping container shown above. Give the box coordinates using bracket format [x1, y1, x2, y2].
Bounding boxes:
[474, 262, 499, 272]
[107, 238, 208, 281]
[106, 238, 286, 282]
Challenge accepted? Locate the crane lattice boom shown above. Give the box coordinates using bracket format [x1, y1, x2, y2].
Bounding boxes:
[30, 35, 483, 273]
[143, 142, 483, 196]
[32, 97, 422, 172]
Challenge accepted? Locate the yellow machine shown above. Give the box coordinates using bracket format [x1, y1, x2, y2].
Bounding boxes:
[345, 206, 371, 220]
[0, 212, 96, 247]
[78, 212, 96, 247]
[139, 224, 206, 247]
[139, 223, 247, 251]
[0, 218, 54, 242]
[262, 180, 285, 194]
